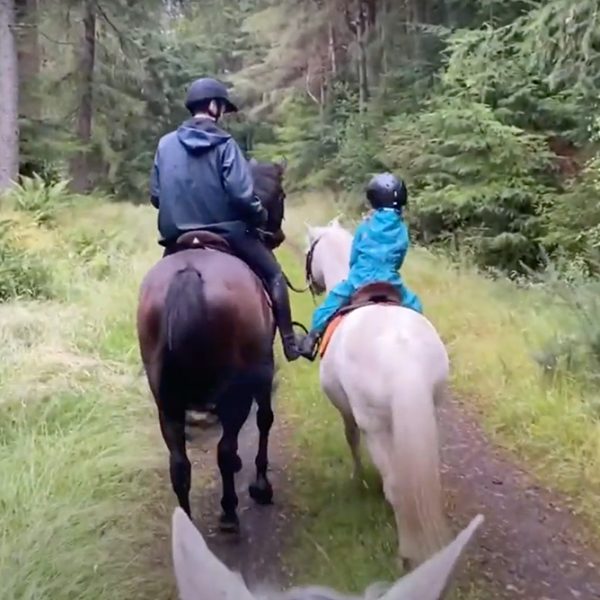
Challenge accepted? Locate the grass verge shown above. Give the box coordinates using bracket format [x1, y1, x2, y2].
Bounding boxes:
[0, 201, 176, 600]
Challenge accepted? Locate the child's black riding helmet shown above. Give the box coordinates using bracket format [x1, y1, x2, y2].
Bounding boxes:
[366, 173, 407, 210]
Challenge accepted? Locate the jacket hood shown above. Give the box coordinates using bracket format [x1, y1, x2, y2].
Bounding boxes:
[176, 118, 231, 154]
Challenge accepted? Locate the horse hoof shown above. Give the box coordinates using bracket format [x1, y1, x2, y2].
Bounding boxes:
[249, 480, 273, 505]
[219, 513, 240, 534]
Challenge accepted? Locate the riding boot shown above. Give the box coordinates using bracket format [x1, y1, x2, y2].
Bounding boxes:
[297, 329, 322, 361]
[269, 274, 300, 361]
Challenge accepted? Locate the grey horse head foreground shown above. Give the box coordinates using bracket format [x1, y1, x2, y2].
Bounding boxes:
[170, 508, 484, 600]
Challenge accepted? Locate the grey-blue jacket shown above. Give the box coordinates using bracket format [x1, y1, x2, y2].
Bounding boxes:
[150, 117, 267, 244]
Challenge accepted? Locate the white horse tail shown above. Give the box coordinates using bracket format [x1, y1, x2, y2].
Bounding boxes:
[390, 372, 450, 567]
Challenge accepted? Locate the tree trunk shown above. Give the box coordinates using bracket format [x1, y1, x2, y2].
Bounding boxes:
[357, 0, 369, 112]
[379, 0, 388, 76]
[0, 0, 19, 192]
[344, 0, 370, 112]
[410, 0, 428, 59]
[328, 21, 337, 78]
[69, 0, 96, 193]
[15, 0, 40, 121]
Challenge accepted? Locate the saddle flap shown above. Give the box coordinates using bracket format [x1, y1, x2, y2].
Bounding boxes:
[174, 230, 231, 254]
[350, 282, 402, 306]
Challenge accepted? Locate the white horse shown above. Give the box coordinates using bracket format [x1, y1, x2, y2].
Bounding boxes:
[304, 218, 451, 568]
[171, 507, 484, 600]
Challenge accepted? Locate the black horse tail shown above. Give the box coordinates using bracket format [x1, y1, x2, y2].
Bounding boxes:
[161, 267, 210, 370]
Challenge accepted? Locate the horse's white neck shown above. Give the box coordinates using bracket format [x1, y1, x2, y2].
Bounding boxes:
[315, 230, 352, 292]
[322, 257, 348, 291]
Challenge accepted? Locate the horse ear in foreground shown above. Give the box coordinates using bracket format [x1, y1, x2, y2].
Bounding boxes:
[171, 507, 484, 600]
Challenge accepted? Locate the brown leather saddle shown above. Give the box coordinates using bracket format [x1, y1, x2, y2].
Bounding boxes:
[166, 230, 271, 306]
[318, 282, 403, 359]
[168, 230, 233, 255]
[337, 282, 402, 318]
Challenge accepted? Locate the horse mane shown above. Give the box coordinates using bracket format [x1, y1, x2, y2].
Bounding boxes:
[250, 162, 284, 206]
[249, 160, 285, 234]
[308, 220, 353, 265]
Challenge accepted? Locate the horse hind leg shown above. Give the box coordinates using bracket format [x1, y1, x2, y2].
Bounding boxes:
[156, 356, 194, 515]
[216, 375, 254, 534]
[249, 359, 276, 505]
[364, 431, 394, 503]
[342, 413, 363, 482]
[158, 407, 191, 516]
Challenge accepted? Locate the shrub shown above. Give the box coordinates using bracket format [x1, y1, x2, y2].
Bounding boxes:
[0, 221, 54, 302]
[5, 175, 75, 226]
[529, 257, 600, 387]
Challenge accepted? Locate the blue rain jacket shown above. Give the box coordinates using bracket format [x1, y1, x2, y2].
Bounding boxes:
[311, 208, 423, 332]
[150, 117, 267, 245]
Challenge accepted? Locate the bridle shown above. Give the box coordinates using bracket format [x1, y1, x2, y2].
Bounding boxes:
[303, 236, 323, 299]
[283, 236, 323, 337]
[283, 235, 323, 299]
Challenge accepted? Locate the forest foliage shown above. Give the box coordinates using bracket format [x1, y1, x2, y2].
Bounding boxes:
[0, 0, 599, 275]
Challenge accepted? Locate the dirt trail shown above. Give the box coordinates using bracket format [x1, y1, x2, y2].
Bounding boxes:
[439, 398, 600, 599]
[186, 405, 294, 590]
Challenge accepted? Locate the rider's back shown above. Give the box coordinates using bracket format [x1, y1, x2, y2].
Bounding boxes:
[152, 118, 254, 244]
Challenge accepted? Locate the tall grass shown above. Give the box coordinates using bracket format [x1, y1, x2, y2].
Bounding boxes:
[0, 196, 177, 600]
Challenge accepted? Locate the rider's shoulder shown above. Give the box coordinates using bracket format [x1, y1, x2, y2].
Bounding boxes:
[157, 129, 178, 150]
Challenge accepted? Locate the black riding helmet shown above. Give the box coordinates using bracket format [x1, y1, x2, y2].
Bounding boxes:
[366, 172, 408, 210]
[184, 77, 239, 115]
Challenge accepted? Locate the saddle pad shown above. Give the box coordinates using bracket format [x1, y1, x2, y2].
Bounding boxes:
[318, 314, 345, 358]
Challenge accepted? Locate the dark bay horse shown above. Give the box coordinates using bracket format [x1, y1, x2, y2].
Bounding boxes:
[137, 160, 287, 533]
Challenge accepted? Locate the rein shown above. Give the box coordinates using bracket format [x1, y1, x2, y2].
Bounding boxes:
[285, 237, 321, 341]
[279, 237, 322, 300]
[283, 272, 312, 294]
